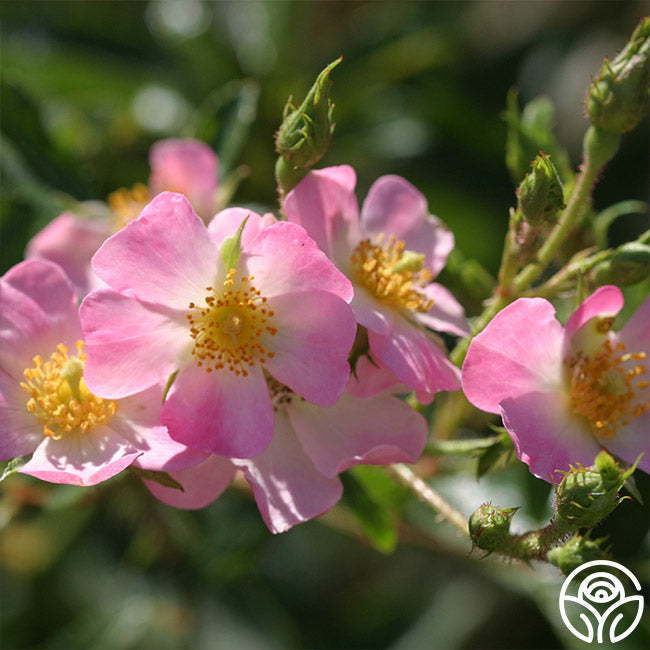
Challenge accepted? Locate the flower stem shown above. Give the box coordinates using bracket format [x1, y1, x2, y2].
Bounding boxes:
[388, 463, 469, 537]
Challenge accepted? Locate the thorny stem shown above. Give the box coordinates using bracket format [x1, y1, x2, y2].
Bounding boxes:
[450, 127, 619, 368]
[388, 463, 469, 537]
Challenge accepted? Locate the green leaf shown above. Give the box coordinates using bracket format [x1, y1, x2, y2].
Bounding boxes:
[0, 456, 30, 481]
[130, 467, 184, 491]
[220, 216, 249, 271]
[476, 429, 515, 479]
[340, 467, 402, 553]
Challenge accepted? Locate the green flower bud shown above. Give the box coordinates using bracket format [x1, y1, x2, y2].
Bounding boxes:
[547, 534, 611, 575]
[586, 17, 650, 134]
[609, 241, 650, 285]
[275, 57, 342, 171]
[517, 153, 565, 226]
[555, 451, 637, 530]
[469, 503, 517, 554]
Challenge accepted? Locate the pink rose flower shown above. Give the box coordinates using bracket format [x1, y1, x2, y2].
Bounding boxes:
[284, 165, 468, 402]
[462, 286, 650, 481]
[0, 259, 203, 486]
[144, 379, 427, 533]
[26, 138, 219, 296]
[80, 192, 357, 460]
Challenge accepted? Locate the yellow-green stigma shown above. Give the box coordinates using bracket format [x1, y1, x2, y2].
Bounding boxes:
[350, 234, 434, 313]
[569, 339, 649, 439]
[187, 269, 277, 376]
[20, 341, 118, 439]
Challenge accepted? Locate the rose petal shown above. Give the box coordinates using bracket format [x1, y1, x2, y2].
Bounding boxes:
[1, 259, 82, 377]
[289, 392, 427, 478]
[462, 298, 565, 414]
[162, 364, 274, 458]
[207, 207, 277, 249]
[500, 391, 602, 482]
[20, 427, 141, 486]
[263, 291, 356, 406]
[241, 221, 353, 302]
[149, 138, 218, 221]
[284, 165, 362, 266]
[92, 192, 219, 310]
[144, 454, 236, 510]
[360, 175, 454, 277]
[25, 212, 109, 297]
[234, 410, 343, 533]
[369, 316, 460, 396]
[416, 283, 471, 337]
[80, 289, 188, 398]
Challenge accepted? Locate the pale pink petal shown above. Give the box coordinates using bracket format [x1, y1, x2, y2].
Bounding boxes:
[149, 139, 218, 221]
[20, 427, 141, 486]
[346, 354, 404, 399]
[350, 284, 394, 336]
[416, 283, 471, 337]
[289, 392, 427, 478]
[369, 317, 460, 396]
[207, 208, 277, 249]
[602, 412, 650, 474]
[91, 192, 218, 310]
[162, 364, 274, 458]
[241, 221, 353, 302]
[80, 289, 189, 398]
[564, 285, 624, 342]
[500, 391, 602, 482]
[263, 291, 356, 406]
[25, 212, 109, 297]
[360, 175, 455, 277]
[284, 165, 362, 267]
[233, 410, 343, 533]
[618, 295, 650, 351]
[144, 454, 236, 510]
[1, 259, 82, 377]
[108, 386, 208, 472]
[0, 368, 43, 460]
[462, 298, 565, 414]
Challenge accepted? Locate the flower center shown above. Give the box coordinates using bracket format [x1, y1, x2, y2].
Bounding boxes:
[568, 339, 649, 439]
[186, 269, 277, 376]
[20, 341, 118, 439]
[350, 234, 434, 312]
[107, 183, 151, 232]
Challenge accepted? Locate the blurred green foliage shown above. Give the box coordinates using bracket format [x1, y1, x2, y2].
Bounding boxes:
[1, 2, 649, 649]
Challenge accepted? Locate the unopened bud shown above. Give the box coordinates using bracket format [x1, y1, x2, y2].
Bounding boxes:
[609, 241, 650, 285]
[586, 17, 650, 134]
[275, 57, 341, 170]
[469, 503, 517, 554]
[555, 451, 637, 530]
[517, 153, 565, 226]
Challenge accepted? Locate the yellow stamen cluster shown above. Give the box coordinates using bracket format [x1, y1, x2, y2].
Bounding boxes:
[20, 341, 118, 439]
[569, 339, 649, 439]
[350, 234, 434, 312]
[187, 269, 277, 376]
[107, 183, 151, 232]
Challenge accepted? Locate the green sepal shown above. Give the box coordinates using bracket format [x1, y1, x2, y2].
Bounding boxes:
[476, 428, 515, 478]
[0, 456, 30, 481]
[162, 369, 179, 403]
[546, 533, 612, 575]
[220, 215, 249, 271]
[130, 467, 184, 492]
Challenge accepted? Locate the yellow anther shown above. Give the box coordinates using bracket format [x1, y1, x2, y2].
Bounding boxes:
[20, 340, 118, 439]
[107, 183, 151, 232]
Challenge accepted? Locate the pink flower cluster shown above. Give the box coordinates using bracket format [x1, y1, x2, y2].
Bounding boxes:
[5, 137, 646, 532]
[2, 143, 468, 532]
